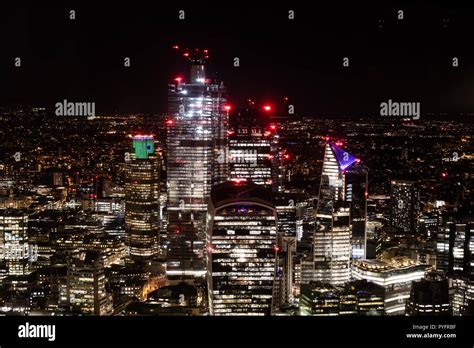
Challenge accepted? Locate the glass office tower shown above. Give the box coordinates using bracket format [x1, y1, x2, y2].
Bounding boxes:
[125, 135, 160, 262]
[304, 142, 358, 285]
[0, 209, 30, 276]
[167, 50, 228, 278]
[227, 106, 276, 187]
[206, 180, 277, 315]
[390, 180, 419, 233]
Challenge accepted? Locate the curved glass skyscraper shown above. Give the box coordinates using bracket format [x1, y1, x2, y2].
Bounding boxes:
[206, 181, 277, 315]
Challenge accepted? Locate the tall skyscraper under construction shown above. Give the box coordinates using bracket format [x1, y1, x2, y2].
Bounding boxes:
[166, 48, 228, 278]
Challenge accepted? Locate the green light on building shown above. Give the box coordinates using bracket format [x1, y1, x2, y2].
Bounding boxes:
[132, 135, 154, 159]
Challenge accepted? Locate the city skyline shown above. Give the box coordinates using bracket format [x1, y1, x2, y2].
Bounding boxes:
[0, 2, 473, 346]
[2, 3, 474, 118]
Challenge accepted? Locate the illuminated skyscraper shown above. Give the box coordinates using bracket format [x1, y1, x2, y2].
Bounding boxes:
[272, 194, 300, 310]
[125, 135, 160, 262]
[206, 180, 277, 315]
[167, 49, 228, 278]
[227, 106, 277, 187]
[436, 209, 473, 277]
[390, 180, 419, 233]
[61, 251, 112, 315]
[0, 209, 30, 275]
[303, 142, 359, 285]
[452, 276, 474, 315]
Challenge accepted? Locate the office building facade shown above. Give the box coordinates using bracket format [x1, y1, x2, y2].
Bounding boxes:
[125, 135, 160, 262]
[206, 181, 277, 315]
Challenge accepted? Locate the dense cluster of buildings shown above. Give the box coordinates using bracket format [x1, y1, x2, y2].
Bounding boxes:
[0, 50, 472, 316]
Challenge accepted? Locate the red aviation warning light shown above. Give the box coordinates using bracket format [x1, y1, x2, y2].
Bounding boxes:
[283, 153, 290, 160]
[230, 178, 247, 185]
[335, 141, 343, 146]
[441, 172, 448, 178]
[224, 104, 232, 111]
[172, 45, 179, 50]
[166, 119, 174, 126]
[273, 245, 280, 253]
[270, 124, 277, 130]
[263, 105, 272, 112]
[174, 76, 183, 84]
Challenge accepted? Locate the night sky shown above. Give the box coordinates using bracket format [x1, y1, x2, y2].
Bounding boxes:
[1, 1, 474, 116]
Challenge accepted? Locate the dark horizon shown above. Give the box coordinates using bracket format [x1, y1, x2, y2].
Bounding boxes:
[2, 2, 474, 116]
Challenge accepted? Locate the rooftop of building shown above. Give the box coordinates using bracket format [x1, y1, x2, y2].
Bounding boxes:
[210, 180, 275, 208]
[353, 256, 426, 273]
[328, 142, 359, 172]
